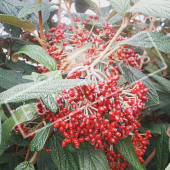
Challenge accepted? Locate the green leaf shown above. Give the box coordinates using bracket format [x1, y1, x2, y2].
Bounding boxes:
[115, 137, 145, 170]
[116, 31, 170, 54]
[155, 126, 169, 170]
[151, 75, 170, 94]
[0, 74, 91, 105]
[77, 144, 110, 170]
[18, 2, 56, 18]
[14, 162, 35, 170]
[108, 13, 123, 24]
[0, 14, 36, 33]
[37, 150, 58, 170]
[31, 125, 51, 152]
[144, 65, 162, 76]
[67, 42, 93, 60]
[85, 0, 102, 16]
[0, 116, 1, 145]
[0, 106, 7, 121]
[106, 9, 116, 21]
[0, 153, 13, 164]
[13, 45, 57, 71]
[0, 103, 36, 156]
[50, 132, 79, 170]
[0, 68, 31, 89]
[128, 0, 170, 19]
[120, 65, 159, 107]
[165, 163, 170, 170]
[108, 0, 130, 16]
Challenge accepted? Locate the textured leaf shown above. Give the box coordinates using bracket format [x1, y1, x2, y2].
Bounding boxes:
[0, 103, 36, 156]
[67, 42, 93, 60]
[50, 132, 79, 170]
[121, 65, 159, 107]
[151, 75, 170, 94]
[144, 65, 162, 76]
[155, 126, 169, 170]
[0, 106, 7, 122]
[115, 137, 145, 170]
[128, 0, 170, 19]
[14, 162, 35, 170]
[0, 14, 36, 33]
[85, 0, 102, 16]
[18, 2, 56, 18]
[0, 74, 91, 105]
[37, 150, 58, 170]
[13, 45, 57, 71]
[0, 68, 31, 89]
[77, 144, 110, 170]
[31, 126, 51, 152]
[116, 31, 170, 54]
[108, 0, 130, 16]
[108, 13, 123, 24]
[106, 9, 116, 21]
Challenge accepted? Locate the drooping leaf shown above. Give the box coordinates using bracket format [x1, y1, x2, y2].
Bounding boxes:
[116, 31, 170, 54]
[31, 125, 51, 152]
[18, 2, 57, 18]
[37, 150, 58, 170]
[67, 42, 93, 60]
[12, 45, 58, 71]
[14, 162, 35, 170]
[108, 0, 130, 16]
[151, 75, 170, 94]
[0, 14, 36, 33]
[115, 137, 145, 170]
[77, 144, 110, 170]
[50, 132, 79, 170]
[0, 68, 31, 89]
[155, 126, 169, 170]
[120, 65, 159, 107]
[85, 0, 102, 16]
[128, 0, 170, 19]
[0, 103, 36, 156]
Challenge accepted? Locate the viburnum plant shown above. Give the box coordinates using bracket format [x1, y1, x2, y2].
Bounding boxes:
[0, 0, 170, 170]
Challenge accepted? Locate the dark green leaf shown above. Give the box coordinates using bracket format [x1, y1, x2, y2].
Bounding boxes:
[37, 150, 58, 170]
[50, 132, 79, 170]
[13, 45, 57, 71]
[115, 137, 145, 170]
[0, 153, 13, 164]
[14, 162, 35, 170]
[31, 125, 51, 152]
[155, 126, 169, 170]
[120, 65, 159, 107]
[0, 14, 36, 33]
[77, 144, 110, 170]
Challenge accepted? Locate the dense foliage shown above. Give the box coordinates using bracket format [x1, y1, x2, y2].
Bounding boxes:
[0, 0, 170, 170]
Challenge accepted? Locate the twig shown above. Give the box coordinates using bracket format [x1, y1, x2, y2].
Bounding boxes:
[29, 151, 41, 164]
[57, 0, 62, 26]
[25, 144, 31, 161]
[143, 150, 156, 166]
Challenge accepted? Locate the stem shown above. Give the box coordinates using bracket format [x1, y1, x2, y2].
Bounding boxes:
[25, 144, 31, 161]
[29, 151, 40, 164]
[143, 150, 156, 166]
[64, 0, 76, 34]
[57, 0, 62, 26]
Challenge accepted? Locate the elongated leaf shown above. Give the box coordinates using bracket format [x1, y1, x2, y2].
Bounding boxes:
[0, 74, 91, 105]
[116, 31, 170, 54]
[106, 9, 116, 21]
[77, 144, 110, 170]
[37, 150, 58, 170]
[121, 65, 159, 107]
[0, 103, 36, 156]
[31, 126, 51, 152]
[67, 42, 93, 60]
[115, 137, 145, 170]
[85, 0, 102, 16]
[13, 45, 57, 71]
[128, 0, 170, 19]
[155, 126, 169, 170]
[50, 132, 79, 170]
[0, 14, 36, 33]
[108, 0, 130, 16]
[0, 68, 31, 89]
[14, 162, 35, 170]
[151, 75, 170, 94]
[18, 2, 56, 18]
